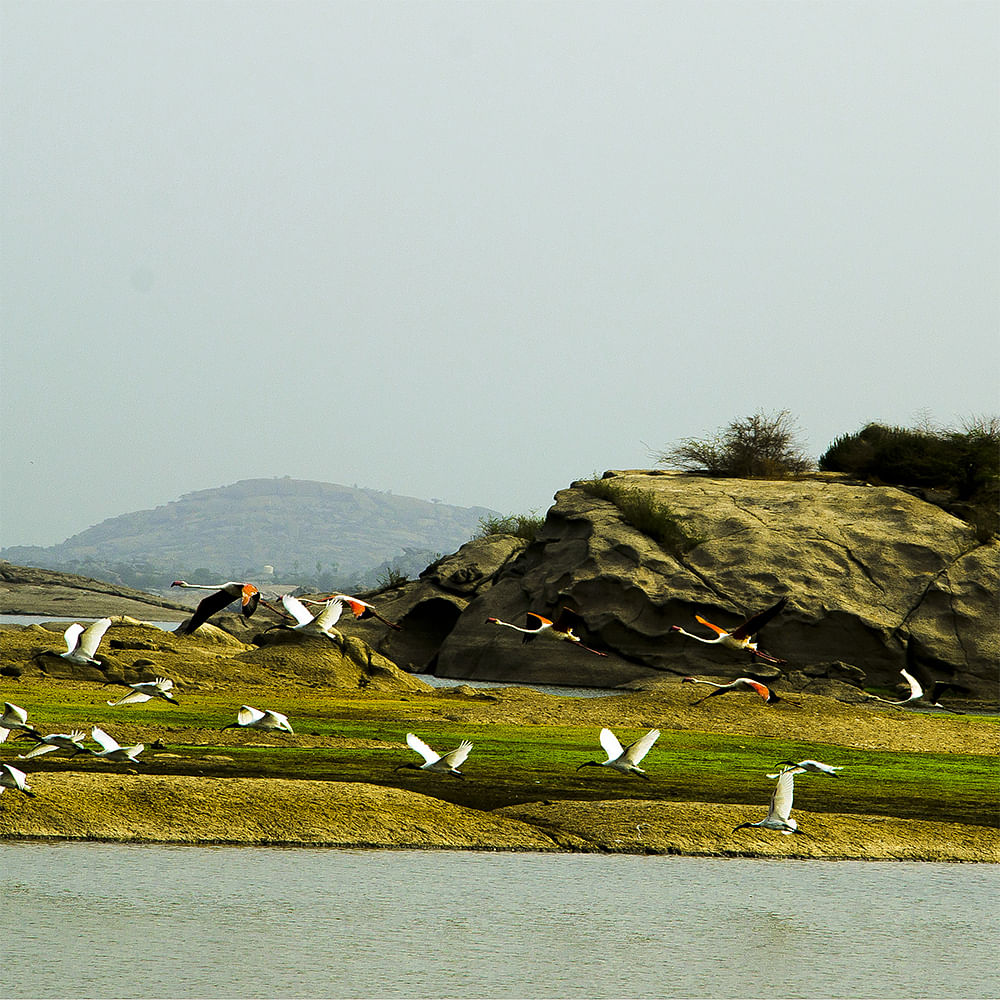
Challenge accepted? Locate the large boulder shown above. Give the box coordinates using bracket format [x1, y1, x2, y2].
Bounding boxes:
[385, 472, 998, 699]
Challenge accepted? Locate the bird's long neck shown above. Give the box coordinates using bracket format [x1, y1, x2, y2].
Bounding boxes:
[174, 581, 236, 591]
[490, 618, 537, 635]
[675, 628, 720, 645]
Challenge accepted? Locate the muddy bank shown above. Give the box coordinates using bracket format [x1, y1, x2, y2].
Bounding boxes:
[1, 772, 995, 861]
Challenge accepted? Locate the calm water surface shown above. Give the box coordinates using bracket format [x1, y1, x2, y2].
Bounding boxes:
[4, 842, 997, 1000]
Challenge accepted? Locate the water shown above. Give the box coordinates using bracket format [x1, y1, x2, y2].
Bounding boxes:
[3, 843, 997, 1000]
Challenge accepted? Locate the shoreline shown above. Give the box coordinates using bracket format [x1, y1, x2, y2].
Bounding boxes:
[2, 773, 996, 862]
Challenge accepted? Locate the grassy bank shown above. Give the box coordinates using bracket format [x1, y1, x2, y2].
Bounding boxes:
[1, 673, 997, 860]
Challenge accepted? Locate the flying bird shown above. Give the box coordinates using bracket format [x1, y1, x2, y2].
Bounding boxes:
[222, 705, 294, 734]
[733, 768, 806, 836]
[90, 727, 145, 763]
[878, 668, 965, 713]
[394, 732, 472, 777]
[767, 759, 843, 778]
[17, 730, 92, 760]
[0, 764, 35, 798]
[105, 676, 179, 707]
[486, 608, 606, 656]
[682, 675, 783, 705]
[576, 727, 660, 780]
[304, 593, 402, 631]
[56, 617, 112, 665]
[279, 594, 345, 640]
[0, 702, 40, 744]
[670, 597, 787, 664]
[171, 580, 262, 634]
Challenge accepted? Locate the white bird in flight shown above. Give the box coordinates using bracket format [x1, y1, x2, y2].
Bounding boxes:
[106, 677, 179, 707]
[304, 593, 402, 631]
[17, 729, 92, 760]
[0, 763, 36, 797]
[733, 768, 806, 836]
[0, 702, 38, 744]
[879, 668, 964, 713]
[171, 580, 262, 634]
[58, 617, 112, 665]
[90, 727, 145, 763]
[576, 727, 661, 780]
[280, 594, 345, 640]
[767, 759, 843, 778]
[222, 705, 294, 734]
[394, 732, 473, 777]
[670, 597, 787, 664]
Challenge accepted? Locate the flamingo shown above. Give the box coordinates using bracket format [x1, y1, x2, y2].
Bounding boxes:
[90, 727, 145, 763]
[394, 732, 472, 777]
[733, 768, 806, 836]
[670, 596, 787, 664]
[17, 729, 93, 760]
[576, 727, 660, 780]
[767, 759, 843, 778]
[878, 668, 965, 713]
[222, 705, 294, 734]
[56, 617, 112, 665]
[304, 593, 402, 631]
[682, 675, 783, 705]
[171, 580, 261, 634]
[486, 608, 606, 656]
[105, 676, 179, 707]
[279, 594, 345, 640]
[0, 764, 35, 798]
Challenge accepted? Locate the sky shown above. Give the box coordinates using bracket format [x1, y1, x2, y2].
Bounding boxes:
[2, 0, 997, 548]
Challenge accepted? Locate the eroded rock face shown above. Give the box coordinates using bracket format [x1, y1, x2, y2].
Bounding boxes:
[367, 473, 998, 699]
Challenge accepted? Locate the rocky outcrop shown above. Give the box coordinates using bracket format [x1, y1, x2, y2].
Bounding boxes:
[350, 472, 999, 701]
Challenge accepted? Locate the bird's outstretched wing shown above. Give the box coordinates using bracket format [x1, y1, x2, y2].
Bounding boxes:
[553, 608, 586, 633]
[237, 706, 265, 726]
[405, 732, 440, 765]
[441, 740, 473, 768]
[90, 727, 120, 753]
[78, 618, 112, 658]
[623, 728, 660, 766]
[281, 594, 315, 627]
[769, 769, 796, 823]
[899, 668, 924, 700]
[240, 586, 261, 618]
[18, 743, 60, 759]
[262, 710, 292, 732]
[598, 727, 624, 762]
[731, 597, 788, 640]
[62, 623, 84, 654]
[693, 615, 727, 636]
[107, 691, 153, 707]
[186, 588, 240, 632]
[312, 600, 344, 631]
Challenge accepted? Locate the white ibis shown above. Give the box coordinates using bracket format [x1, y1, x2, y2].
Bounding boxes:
[57, 617, 112, 665]
[486, 607, 606, 656]
[733, 768, 805, 836]
[0, 702, 39, 744]
[670, 597, 787, 664]
[0, 764, 35, 797]
[880, 668, 964, 713]
[171, 580, 261, 634]
[222, 705, 294, 734]
[767, 759, 843, 778]
[394, 732, 472, 777]
[682, 675, 782, 705]
[17, 729, 92, 760]
[106, 676, 179, 707]
[576, 727, 660, 780]
[90, 726, 145, 762]
[304, 593, 402, 631]
[279, 594, 345, 641]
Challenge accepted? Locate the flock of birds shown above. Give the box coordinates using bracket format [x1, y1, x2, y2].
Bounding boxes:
[1, 581, 967, 838]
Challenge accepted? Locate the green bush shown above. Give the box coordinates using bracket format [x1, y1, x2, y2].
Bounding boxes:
[580, 479, 703, 556]
[820, 417, 999, 539]
[475, 512, 545, 543]
[656, 409, 814, 479]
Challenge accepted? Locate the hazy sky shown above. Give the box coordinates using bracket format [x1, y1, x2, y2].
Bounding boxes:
[2, 0, 997, 548]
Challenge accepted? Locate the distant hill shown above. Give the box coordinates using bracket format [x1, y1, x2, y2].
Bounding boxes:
[1, 478, 499, 592]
